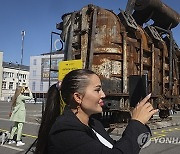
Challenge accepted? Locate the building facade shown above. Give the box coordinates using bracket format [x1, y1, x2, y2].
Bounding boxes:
[1, 61, 30, 101]
[0, 52, 3, 99]
[29, 53, 64, 99]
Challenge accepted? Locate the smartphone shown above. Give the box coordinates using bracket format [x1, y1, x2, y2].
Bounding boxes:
[129, 74, 148, 107]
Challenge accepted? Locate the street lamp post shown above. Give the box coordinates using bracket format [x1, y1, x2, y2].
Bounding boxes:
[48, 31, 61, 88]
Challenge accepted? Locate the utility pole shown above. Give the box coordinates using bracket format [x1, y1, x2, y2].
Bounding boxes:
[18, 31, 25, 86]
[21, 30, 25, 65]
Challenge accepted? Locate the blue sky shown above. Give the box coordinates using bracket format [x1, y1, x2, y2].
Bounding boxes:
[0, 0, 179, 66]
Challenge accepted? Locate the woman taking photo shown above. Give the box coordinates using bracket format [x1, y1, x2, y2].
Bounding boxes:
[8, 86, 33, 146]
[35, 69, 158, 154]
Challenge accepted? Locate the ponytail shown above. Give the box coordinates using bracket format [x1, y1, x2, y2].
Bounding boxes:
[35, 84, 61, 154]
[59, 91, 66, 115]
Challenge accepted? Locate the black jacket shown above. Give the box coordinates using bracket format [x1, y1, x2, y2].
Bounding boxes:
[48, 109, 151, 154]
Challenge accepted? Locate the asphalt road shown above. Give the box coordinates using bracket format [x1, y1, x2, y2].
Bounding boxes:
[0, 101, 180, 154]
[0, 101, 41, 154]
[140, 126, 180, 154]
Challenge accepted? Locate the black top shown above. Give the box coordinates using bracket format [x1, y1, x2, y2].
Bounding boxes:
[48, 109, 151, 154]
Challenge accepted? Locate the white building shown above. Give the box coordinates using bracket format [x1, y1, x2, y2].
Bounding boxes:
[1, 61, 30, 101]
[0, 52, 3, 99]
[29, 52, 64, 99]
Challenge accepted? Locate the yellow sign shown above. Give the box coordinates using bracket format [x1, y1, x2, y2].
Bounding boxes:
[58, 59, 83, 80]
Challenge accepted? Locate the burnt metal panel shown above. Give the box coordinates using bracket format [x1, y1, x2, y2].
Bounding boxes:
[58, 3, 180, 115]
[86, 7, 97, 69]
[132, 0, 180, 30]
[122, 32, 128, 93]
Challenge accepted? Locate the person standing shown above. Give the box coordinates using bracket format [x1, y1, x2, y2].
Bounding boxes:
[35, 69, 158, 154]
[8, 86, 33, 146]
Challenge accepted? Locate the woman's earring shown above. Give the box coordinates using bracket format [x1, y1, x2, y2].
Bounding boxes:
[75, 103, 81, 115]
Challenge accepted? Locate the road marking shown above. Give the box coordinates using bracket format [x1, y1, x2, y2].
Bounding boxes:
[151, 127, 180, 141]
[174, 128, 180, 130]
[0, 117, 40, 125]
[0, 128, 38, 139]
[0, 144, 24, 151]
[22, 133, 37, 138]
[161, 130, 171, 133]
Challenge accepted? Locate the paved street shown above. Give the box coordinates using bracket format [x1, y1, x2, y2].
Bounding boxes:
[0, 101, 41, 154]
[110, 123, 180, 154]
[109, 112, 180, 154]
[0, 101, 180, 154]
[140, 125, 180, 154]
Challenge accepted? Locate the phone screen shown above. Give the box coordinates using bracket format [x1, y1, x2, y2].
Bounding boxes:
[129, 75, 148, 107]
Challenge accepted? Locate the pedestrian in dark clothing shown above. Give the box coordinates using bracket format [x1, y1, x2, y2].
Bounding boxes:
[35, 69, 158, 154]
[34, 97, 37, 104]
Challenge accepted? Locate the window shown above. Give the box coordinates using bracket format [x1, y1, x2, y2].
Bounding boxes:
[3, 72, 6, 78]
[10, 72, 14, 78]
[33, 70, 36, 76]
[21, 74, 25, 79]
[9, 82, 13, 89]
[32, 82, 36, 91]
[33, 59, 37, 65]
[2, 81, 6, 89]
[40, 82, 43, 91]
[3, 72, 14, 78]
[16, 82, 19, 88]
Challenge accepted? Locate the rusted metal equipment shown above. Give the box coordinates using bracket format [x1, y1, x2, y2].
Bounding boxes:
[57, 1, 180, 126]
[132, 0, 180, 30]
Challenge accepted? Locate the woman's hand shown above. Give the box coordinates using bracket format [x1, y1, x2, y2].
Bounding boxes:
[131, 94, 158, 124]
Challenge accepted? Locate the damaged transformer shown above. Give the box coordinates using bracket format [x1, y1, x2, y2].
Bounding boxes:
[57, 0, 180, 125]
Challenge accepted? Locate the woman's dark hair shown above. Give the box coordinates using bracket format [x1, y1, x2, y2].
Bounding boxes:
[35, 84, 60, 154]
[60, 69, 96, 108]
[35, 69, 96, 154]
